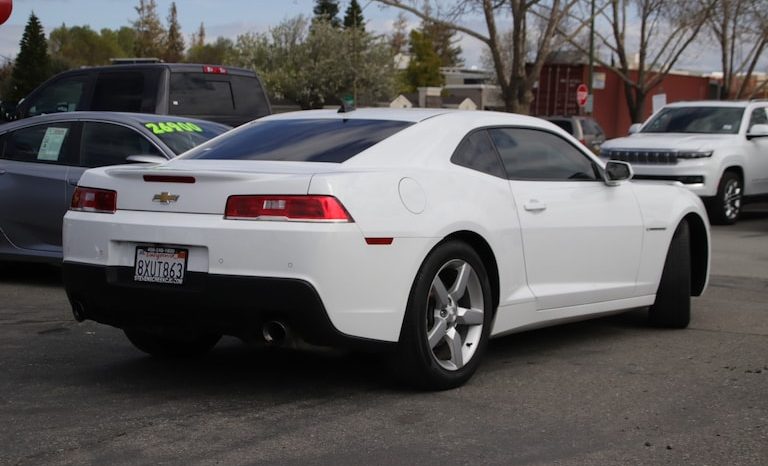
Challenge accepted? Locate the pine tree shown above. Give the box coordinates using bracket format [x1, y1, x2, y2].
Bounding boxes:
[9, 12, 51, 102]
[163, 2, 185, 62]
[423, 21, 462, 67]
[313, 0, 341, 28]
[190, 22, 205, 49]
[132, 0, 166, 58]
[404, 29, 442, 91]
[343, 0, 365, 31]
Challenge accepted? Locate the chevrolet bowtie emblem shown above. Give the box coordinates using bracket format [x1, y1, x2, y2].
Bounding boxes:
[152, 192, 180, 204]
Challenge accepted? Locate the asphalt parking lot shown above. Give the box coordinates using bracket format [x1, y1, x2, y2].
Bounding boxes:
[1, 207, 767, 465]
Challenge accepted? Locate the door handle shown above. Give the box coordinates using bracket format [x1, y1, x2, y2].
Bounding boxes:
[523, 200, 547, 212]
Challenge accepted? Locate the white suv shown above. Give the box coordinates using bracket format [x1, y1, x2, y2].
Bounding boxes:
[600, 101, 768, 224]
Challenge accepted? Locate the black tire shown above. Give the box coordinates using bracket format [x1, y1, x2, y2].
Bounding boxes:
[393, 240, 493, 390]
[648, 220, 691, 328]
[124, 328, 221, 358]
[708, 171, 742, 225]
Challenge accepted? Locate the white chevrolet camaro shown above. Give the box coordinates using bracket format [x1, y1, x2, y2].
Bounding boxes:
[63, 108, 710, 389]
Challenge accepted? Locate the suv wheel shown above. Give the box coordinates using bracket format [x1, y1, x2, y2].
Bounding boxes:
[709, 171, 742, 225]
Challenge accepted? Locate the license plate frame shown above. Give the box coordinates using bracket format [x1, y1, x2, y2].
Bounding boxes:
[133, 246, 188, 285]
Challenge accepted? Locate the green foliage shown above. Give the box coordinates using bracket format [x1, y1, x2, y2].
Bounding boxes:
[9, 13, 51, 102]
[228, 16, 396, 109]
[343, 0, 365, 31]
[163, 2, 185, 62]
[186, 37, 234, 64]
[422, 21, 462, 67]
[403, 29, 442, 92]
[313, 0, 341, 28]
[132, 0, 166, 58]
[49, 25, 131, 69]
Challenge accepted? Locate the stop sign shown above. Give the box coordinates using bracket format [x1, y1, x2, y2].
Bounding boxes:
[576, 83, 589, 107]
[0, 0, 11, 25]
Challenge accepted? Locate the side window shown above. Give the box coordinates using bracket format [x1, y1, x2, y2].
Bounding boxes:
[748, 107, 768, 130]
[81, 122, 163, 168]
[450, 130, 506, 178]
[489, 127, 599, 181]
[92, 72, 146, 113]
[582, 119, 604, 137]
[0, 123, 75, 164]
[26, 75, 88, 117]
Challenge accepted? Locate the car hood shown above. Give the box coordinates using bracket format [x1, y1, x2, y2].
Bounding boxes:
[602, 133, 738, 152]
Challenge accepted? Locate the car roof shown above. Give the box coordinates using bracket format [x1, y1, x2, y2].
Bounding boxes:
[260, 108, 553, 127]
[52, 63, 257, 77]
[0, 112, 231, 132]
[664, 100, 750, 108]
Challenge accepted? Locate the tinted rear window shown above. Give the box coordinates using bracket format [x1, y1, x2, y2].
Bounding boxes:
[183, 119, 412, 163]
[169, 73, 235, 115]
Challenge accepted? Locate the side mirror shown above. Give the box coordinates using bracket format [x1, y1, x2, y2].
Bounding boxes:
[747, 124, 768, 140]
[604, 161, 633, 186]
[628, 123, 642, 135]
[126, 155, 168, 164]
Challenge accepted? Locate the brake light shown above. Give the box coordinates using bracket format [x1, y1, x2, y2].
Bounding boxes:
[70, 187, 117, 213]
[202, 65, 227, 74]
[225, 195, 353, 222]
[143, 175, 196, 183]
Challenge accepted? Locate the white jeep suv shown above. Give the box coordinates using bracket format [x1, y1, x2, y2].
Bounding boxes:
[600, 101, 768, 224]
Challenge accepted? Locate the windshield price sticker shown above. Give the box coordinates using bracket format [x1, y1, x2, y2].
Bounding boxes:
[134, 246, 188, 285]
[144, 122, 203, 135]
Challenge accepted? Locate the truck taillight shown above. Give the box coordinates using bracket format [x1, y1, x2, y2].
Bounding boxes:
[225, 195, 353, 222]
[202, 65, 227, 74]
[70, 187, 117, 213]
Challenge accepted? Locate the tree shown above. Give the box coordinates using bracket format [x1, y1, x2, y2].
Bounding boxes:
[163, 2, 185, 62]
[132, 0, 166, 58]
[190, 22, 206, 49]
[423, 20, 462, 67]
[703, 0, 768, 99]
[404, 28, 443, 90]
[314, 0, 341, 28]
[228, 16, 395, 109]
[186, 37, 234, 64]
[390, 12, 409, 55]
[9, 12, 51, 102]
[562, 0, 715, 123]
[344, 0, 366, 30]
[49, 25, 126, 69]
[375, 0, 581, 114]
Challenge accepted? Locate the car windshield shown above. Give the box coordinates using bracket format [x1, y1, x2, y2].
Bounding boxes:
[641, 107, 744, 134]
[144, 120, 229, 155]
[182, 118, 413, 162]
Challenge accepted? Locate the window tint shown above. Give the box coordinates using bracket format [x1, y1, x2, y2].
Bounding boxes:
[489, 128, 599, 181]
[26, 75, 88, 117]
[451, 130, 506, 178]
[92, 72, 146, 112]
[0, 123, 75, 164]
[169, 73, 235, 116]
[184, 119, 412, 163]
[81, 122, 163, 168]
[749, 107, 768, 130]
[549, 120, 573, 134]
[230, 75, 270, 117]
[642, 107, 744, 134]
[144, 120, 229, 155]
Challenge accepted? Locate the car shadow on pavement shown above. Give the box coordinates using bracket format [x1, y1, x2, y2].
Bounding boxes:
[0, 261, 63, 287]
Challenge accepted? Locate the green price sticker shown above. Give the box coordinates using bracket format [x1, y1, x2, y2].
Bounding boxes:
[145, 122, 203, 135]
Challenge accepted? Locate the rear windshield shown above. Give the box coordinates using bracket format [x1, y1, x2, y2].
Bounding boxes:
[183, 118, 413, 162]
[642, 106, 744, 134]
[143, 121, 229, 155]
[168, 73, 270, 118]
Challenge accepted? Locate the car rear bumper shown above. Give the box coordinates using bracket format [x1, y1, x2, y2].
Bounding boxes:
[63, 261, 394, 351]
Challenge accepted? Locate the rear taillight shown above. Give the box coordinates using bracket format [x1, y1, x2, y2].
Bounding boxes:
[225, 195, 353, 222]
[70, 187, 117, 213]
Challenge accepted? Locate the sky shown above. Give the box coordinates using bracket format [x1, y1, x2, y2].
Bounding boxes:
[0, 0, 755, 74]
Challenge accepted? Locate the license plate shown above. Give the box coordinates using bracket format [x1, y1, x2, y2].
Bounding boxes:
[134, 246, 188, 285]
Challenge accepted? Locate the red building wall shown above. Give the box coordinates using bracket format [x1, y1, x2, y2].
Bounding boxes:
[531, 64, 716, 139]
